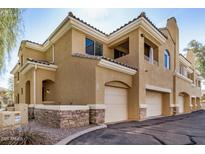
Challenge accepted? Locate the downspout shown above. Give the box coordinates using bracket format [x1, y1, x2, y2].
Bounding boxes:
[33, 64, 37, 104]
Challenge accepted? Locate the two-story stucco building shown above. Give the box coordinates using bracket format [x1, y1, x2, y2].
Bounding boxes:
[11, 12, 202, 128]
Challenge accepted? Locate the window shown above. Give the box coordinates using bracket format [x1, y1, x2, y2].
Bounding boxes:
[17, 72, 19, 81]
[95, 42, 103, 56]
[16, 94, 19, 104]
[144, 43, 151, 58]
[21, 88, 23, 95]
[21, 55, 23, 66]
[86, 38, 103, 56]
[164, 49, 170, 69]
[198, 80, 201, 87]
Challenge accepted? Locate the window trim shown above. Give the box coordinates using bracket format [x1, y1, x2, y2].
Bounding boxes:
[164, 49, 170, 70]
[85, 38, 103, 56]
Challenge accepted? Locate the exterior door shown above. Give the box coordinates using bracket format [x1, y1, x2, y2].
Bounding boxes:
[104, 86, 128, 123]
[146, 91, 162, 117]
[178, 96, 184, 113]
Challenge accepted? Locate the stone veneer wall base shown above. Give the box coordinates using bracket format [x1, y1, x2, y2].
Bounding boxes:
[139, 108, 146, 120]
[34, 108, 89, 128]
[89, 109, 105, 124]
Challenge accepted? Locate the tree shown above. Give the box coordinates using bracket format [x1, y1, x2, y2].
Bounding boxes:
[0, 9, 23, 72]
[7, 76, 14, 102]
[184, 40, 205, 78]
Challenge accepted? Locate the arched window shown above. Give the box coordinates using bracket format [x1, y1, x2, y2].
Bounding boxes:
[164, 49, 170, 69]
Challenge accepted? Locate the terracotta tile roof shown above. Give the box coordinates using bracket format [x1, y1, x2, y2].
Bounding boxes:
[68, 12, 109, 36]
[27, 58, 53, 65]
[22, 12, 167, 47]
[22, 40, 42, 46]
[72, 53, 138, 71]
[68, 11, 167, 39]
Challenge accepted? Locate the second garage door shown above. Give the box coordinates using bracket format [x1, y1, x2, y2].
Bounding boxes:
[104, 86, 128, 123]
[146, 91, 162, 117]
[178, 96, 184, 113]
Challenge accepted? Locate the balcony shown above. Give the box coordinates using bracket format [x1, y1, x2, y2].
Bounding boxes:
[144, 55, 159, 66]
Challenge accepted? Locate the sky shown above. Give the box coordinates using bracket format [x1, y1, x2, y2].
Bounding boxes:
[1, 8, 205, 88]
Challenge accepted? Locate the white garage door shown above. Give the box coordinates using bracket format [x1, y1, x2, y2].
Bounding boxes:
[178, 96, 184, 113]
[104, 86, 128, 123]
[146, 91, 162, 117]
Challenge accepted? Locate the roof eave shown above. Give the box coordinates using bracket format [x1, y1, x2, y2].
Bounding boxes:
[98, 59, 137, 75]
[19, 61, 58, 75]
[10, 63, 19, 75]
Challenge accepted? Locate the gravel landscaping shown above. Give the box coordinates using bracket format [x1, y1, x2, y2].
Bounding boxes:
[27, 120, 95, 144]
[0, 121, 96, 145]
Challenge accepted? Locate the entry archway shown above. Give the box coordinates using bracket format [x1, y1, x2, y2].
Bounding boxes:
[42, 79, 55, 102]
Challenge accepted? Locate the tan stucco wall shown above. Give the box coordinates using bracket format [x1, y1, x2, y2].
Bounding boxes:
[13, 16, 202, 121]
[14, 69, 34, 104]
[35, 69, 55, 104]
[95, 66, 132, 102]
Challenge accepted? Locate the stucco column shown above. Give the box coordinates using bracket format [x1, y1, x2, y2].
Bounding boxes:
[137, 29, 146, 120]
[126, 30, 143, 120]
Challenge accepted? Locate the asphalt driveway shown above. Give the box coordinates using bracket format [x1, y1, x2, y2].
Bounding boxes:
[69, 110, 205, 145]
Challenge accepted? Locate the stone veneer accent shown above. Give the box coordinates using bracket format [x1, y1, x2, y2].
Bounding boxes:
[89, 109, 105, 124]
[34, 105, 89, 128]
[139, 108, 146, 120]
[170, 106, 178, 115]
[88, 104, 105, 124]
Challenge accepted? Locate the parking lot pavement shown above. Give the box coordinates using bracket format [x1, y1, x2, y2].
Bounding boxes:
[69, 110, 205, 145]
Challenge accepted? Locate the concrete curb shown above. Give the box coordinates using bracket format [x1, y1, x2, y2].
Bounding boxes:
[55, 124, 107, 145]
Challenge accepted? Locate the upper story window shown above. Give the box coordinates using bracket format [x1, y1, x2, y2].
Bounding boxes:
[179, 64, 188, 77]
[164, 49, 170, 69]
[85, 38, 103, 56]
[17, 72, 20, 81]
[144, 40, 159, 65]
[20, 55, 23, 66]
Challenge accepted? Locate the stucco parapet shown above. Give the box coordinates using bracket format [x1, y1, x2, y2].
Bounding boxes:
[88, 104, 105, 109]
[34, 104, 89, 111]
